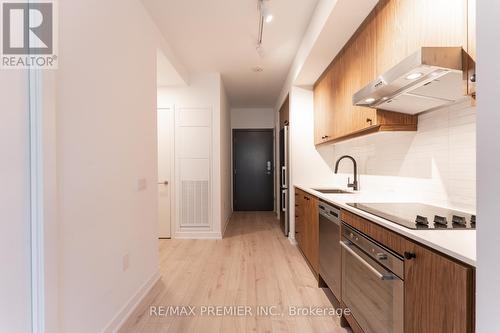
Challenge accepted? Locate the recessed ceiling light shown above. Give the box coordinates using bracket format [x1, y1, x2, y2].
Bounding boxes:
[252, 66, 264, 72]
[406, 72, 423, 80]
[365, 97, 376, 103]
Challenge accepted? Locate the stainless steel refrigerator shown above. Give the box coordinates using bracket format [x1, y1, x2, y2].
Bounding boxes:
[279, 126, 289, 236]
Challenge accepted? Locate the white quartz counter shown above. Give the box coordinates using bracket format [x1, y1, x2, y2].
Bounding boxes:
[295, 185, 476, 267]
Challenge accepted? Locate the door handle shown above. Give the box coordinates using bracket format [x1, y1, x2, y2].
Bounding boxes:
[341, 241, 395, 280]
[158, 181, 169, 185]
[281, 190, 287, 212]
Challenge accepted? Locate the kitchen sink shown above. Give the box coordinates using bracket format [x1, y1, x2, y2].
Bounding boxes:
[311, 188, 353, 194]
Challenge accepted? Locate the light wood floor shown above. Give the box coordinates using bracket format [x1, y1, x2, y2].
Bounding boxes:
[120, 212, 349, 333]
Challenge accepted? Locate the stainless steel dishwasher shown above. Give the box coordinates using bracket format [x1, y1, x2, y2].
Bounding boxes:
[341, 223, 404, 333]
[318, 201, 342, 301]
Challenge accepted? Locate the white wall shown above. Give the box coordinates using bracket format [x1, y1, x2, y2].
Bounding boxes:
[55, 1, 165, 331]
[477, 1, 500, 331]
[231, 108, 275, 129]
[287, 86, 338, 240]
[0, 72, 31, 333]
[158, 73, 229, 238]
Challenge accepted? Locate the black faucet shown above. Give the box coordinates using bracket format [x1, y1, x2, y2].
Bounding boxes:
[334, 155, 358, 191]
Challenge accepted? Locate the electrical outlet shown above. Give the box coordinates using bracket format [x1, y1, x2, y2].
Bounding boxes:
[137, 178, 147, 191]
[122, 253, 130, 271]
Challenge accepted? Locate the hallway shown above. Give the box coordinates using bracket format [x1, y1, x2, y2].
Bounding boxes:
[120, 212, 347, 333]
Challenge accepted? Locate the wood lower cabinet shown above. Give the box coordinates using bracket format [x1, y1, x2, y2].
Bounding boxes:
[342, 210, 475, 333]
[294, 189, 319, 276]
[404, 242, 474, 333]
[294, 190, 304, 249]
[296, 195, 475, 333]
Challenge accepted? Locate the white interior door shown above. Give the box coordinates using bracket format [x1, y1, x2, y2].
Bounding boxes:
[157, 108, 173, 238]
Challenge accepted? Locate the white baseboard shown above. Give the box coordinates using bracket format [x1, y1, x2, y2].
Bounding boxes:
[174, 231, 222, 239]
[101, 271, 161, 333]
[221, 213, 233, 238]
[288, 236, 298, 245]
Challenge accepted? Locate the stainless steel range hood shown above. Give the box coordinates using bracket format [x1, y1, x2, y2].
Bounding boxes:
[353, 47, 465, 114]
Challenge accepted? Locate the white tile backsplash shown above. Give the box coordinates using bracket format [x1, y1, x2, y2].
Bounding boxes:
[329, 100, 476, 210]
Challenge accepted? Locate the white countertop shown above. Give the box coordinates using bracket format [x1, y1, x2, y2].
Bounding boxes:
[295, 185, 476, 267]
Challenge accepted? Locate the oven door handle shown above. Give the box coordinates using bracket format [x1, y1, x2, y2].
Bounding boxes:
[341, 241, 396, 280]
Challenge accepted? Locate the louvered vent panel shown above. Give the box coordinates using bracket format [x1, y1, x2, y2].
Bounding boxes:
[180, 180, 209, 227]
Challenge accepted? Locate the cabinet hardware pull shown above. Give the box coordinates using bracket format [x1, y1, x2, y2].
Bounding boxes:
[404, 251, 416, 260]
[341, 241, 395, 280]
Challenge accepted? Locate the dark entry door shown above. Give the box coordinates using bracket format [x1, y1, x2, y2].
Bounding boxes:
[233, 129, 274, 211]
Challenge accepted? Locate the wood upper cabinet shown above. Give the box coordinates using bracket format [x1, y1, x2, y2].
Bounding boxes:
[375, 0, 467, 75]
[313, 0, 475, 145]
[341, 12, 378, 136]
[314, 72, 332, 145]
[294, 188, 319, 276]
[467, 0, 476, 96]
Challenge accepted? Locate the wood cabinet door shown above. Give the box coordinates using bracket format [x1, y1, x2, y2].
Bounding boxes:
[342, 14, 378, 135]
[307, 195, 319, 273]
[313, 82, 323, 145]
[301, 193, 312, 262]
[313, 77, 328, 145]
[404, 242, 474, 333]
[328, 56, 345, 139]
[375, 0, 467, 74]
[295, 192, 319, 275]
[294, 190, 304, 248]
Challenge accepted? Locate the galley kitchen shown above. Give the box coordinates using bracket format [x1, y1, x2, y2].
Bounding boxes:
[3, 1, 499, 333]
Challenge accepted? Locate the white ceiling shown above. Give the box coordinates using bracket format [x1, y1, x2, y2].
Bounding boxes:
[142, 0, 320, 107]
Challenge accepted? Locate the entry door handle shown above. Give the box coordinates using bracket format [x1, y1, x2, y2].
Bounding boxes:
[158, 181, 169, 185]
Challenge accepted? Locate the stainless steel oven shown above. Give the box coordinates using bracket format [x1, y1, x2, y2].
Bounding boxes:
[341, 224, 404, 333]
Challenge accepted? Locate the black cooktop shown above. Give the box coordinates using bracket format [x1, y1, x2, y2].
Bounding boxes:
[346, 203, 476, 230]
